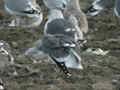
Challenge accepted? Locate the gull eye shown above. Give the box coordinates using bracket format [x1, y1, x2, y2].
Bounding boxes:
[33, 9, 38, 13]
[31, 10, 34, 13]
[31, 9, 40, 14]
[62, 3, 66, 8]
[27, 9, 35, 14]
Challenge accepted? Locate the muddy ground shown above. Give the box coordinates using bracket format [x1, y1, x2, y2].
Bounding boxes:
[0, 0, 120, 90]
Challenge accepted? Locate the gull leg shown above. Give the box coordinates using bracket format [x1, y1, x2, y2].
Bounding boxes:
[9, 19, 16, 27]
[51, 56, 71, 78]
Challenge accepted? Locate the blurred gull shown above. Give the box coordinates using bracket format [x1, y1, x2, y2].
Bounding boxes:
[44, 9, 79, 42]
[44, 9, 87, 45]
[3, 0, 43, 27]
[87, 0, 120, 24]
[114, 0, 120, 23]
[43, 0, 88, 40]
[0, 40, 14, 69]
[87, 0, 114, 16]
[64, 0, 88, 35]
[43, 0, 67, 10]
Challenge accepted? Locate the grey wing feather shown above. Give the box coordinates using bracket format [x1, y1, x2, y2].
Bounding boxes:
[4, 0, 30, 12]
[95, 0, 114, 8]
[46, 19, 76, 39]
[41, 35, 70, 58]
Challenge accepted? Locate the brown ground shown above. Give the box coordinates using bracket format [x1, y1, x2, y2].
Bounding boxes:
[0, 0, 120, 90]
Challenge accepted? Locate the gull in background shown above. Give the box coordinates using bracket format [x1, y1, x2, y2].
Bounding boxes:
[87, 0, 120, 24]
[43, 0, 67, 10]
[3, 0, 43, 27]
[44, 9, 79, 42]
[43, 0, 88, 40]
[0, 40, 14, 68]
[64, 0, 88, 36]
[87, 0, 114, 16]
[114, 0, 120, 23]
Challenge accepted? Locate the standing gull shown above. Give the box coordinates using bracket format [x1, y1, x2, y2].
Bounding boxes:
[25, 35, 83, 78]
[25, 9, 83, 78]
[3, 0, 43, 27]
[44, 9, 86, 46]
[44, 9, 78, 42]
[64, 0, 88, 35]
[43, 0, 88, 40]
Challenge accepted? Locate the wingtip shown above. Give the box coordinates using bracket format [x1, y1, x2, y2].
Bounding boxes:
[24, 47, 36, 56]
[87, 3, 103, 16]
[77, 64, 84, 70]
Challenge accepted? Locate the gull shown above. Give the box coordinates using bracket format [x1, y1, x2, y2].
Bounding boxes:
[25, 34, 83, 78]
[25, 9, 84, 78]
[44, 9, 79, 42]
[87, 0, 120, 24]
[87, 0, 114, 16]
[43, 0, 88, 40]
[0, 40, 14, 64]
[43, 0, 67, 10]
[0, 40, 15, 75]
[64, 0, 88, 35]
[3, 0, 43, 27]
[114, 0, 120, 23]
[44, 9, 87, 45]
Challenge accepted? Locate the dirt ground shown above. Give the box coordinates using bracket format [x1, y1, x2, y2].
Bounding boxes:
[0, 0, 120, 90]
